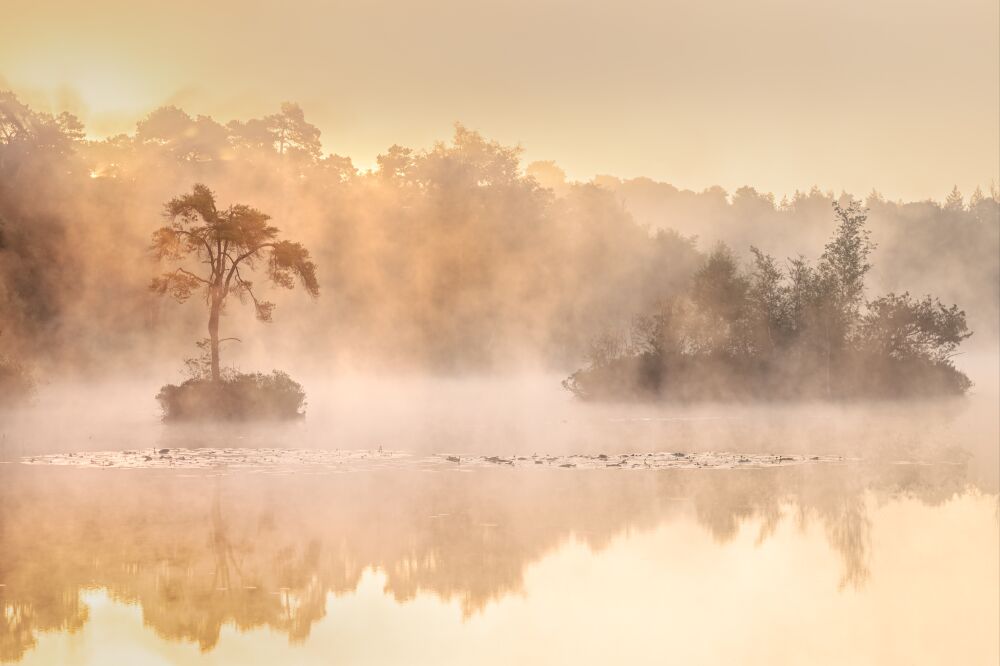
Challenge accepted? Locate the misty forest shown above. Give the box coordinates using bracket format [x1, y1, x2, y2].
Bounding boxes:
[0, 73, 998, 666]
[0, 93, 995, 413]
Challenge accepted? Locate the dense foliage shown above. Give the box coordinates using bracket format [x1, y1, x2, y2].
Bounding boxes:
[156, 371, 306, 421]
[564, 203, 974, 401]
[1, 91, 997, 377]
[0, 92, 698, 372]
[153, 339, 308, 420]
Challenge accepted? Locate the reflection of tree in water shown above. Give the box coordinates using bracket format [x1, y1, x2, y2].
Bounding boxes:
[0, 460, 987, 661]
[0, 593, 87, 663]
[112, 481, 333, 652]
[691, 469, 874, 587]
[821, 498, 872, 589]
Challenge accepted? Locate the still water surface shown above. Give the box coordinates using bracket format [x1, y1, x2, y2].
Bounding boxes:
[1, 376, 997, 665]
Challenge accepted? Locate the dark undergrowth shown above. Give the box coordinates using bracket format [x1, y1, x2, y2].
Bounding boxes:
[156, 371, 306, 421]
[0, 357, 34, 407]
[563, 350, 971, 402]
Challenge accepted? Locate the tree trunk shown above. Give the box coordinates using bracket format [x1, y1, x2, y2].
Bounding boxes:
[208, 296, 221, 382]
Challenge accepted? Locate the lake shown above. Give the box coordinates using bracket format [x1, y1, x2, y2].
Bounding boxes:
[1, 373, 997, 665]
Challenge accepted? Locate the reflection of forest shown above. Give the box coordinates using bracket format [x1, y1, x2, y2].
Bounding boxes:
[0, 461, 989, 662]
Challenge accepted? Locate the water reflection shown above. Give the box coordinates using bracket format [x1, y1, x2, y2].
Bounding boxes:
[0, 459, 993, 662]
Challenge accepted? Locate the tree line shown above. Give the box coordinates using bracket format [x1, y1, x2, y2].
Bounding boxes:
[0, 91, 996, 388]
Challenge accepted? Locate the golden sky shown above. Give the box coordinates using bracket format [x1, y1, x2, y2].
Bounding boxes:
[2, 0, 997, 200]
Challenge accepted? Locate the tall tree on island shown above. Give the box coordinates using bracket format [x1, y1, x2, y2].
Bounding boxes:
[150, 184, 319, 381]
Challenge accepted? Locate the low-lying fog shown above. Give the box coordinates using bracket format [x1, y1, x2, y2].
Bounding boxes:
[2, 356, 996, 666]
[4, 354, 996, 487]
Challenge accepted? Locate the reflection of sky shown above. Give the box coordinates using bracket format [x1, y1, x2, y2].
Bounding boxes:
[13, 493, 998, 666]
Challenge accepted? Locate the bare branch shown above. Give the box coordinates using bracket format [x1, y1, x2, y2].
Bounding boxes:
[225, 242, 277, 289]
[150, 268, 205, 302]
[157, 227, 217, 274]
[175, 267, 211, 285]
[232, 265, 275, 321]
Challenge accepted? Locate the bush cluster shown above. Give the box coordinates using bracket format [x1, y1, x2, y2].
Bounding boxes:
[564, 202, 973, 402]
[156, 371, 306, 421]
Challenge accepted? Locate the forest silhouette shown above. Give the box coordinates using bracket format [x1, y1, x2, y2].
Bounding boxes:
[0, 91, 997, 394]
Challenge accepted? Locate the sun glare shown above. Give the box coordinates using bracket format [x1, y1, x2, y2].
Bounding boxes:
[8, 57, 159, 135]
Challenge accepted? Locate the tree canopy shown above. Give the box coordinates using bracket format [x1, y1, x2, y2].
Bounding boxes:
[151, 184, 318, 381]
[0, 92, 996, 374]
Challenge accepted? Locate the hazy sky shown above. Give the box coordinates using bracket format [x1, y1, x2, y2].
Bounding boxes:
[2, 0, 997, 200]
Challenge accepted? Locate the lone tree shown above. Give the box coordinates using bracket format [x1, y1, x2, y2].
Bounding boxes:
[151, 184, 319, 381]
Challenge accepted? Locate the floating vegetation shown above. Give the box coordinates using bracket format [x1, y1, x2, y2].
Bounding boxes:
[22, 448, 850, 471]
[21, 447, 409, 470]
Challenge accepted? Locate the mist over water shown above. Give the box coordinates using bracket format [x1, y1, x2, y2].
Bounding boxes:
[1, 366, 994, 457]
[0, 8, 998, 659]
[1, 374, 997, 664]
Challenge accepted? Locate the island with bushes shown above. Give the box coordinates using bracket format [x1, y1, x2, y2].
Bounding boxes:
[563, 201, 973, 401]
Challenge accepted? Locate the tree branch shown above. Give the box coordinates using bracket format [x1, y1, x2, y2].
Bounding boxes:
[225, 242, 277, 289]
[232, 265, 274, 321]
[173, 228, 217, 275]
[174, 267, 212, 285]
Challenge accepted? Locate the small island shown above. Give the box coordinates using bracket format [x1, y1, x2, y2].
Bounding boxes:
[563, 201, 973, 402]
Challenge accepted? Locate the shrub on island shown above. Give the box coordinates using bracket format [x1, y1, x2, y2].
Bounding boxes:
[156, 371, 306, 421]
[564, 201, 973, 402]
